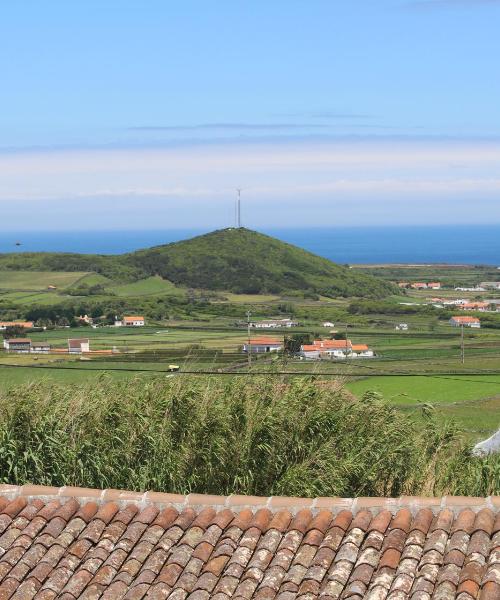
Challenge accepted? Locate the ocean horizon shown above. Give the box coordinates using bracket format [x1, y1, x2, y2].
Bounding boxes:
[0, 225, 499, 266]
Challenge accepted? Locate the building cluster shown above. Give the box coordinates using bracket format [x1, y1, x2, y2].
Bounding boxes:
[3, 338, 96, 354]
[249, 318, 298, 329]
[398, 281, 441, 290]
[300, 339, 374, 360]
[0, 321, 34, 330]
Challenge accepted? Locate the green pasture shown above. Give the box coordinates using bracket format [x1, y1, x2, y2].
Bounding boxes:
[347, 374, 500, 437]
[108, 276, 185, 297]
[0, 270, 90, 290]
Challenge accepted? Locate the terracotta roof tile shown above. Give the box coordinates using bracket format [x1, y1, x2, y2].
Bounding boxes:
[0, 487, 498, 597]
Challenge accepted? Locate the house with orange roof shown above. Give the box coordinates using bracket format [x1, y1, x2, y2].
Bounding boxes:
[0, 321, 34, 330]
[301, 339, 374, 359]
[115, 315, 145, 327]
[242, 337, 283, 353]
[459, 302, 491, 312]
[449, 316, 481, 328]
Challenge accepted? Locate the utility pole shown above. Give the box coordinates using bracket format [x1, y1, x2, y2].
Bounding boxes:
[461, 324, 465, 364]
[236, 188, 242, 228]
[246, 310, 252, 370]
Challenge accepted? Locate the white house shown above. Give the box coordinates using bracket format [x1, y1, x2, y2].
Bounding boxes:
[68, 338, 90, 353]
[395, 323, 409, 331]
[322, 322, 335, 328]
[252, 318, 297, 329]
[243, 338, 283, 353]
[300, 345, 321, 360]
[121, 316, 145, 327]
[449, 316, 481, 328]
[351, 344, 375, 358]
[300, 338, 374, 360]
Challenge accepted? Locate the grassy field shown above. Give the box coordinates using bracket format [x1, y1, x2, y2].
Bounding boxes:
[109, 276, 185, 297]
[0, 270, 91, 290]
[346, 375, 500, 437]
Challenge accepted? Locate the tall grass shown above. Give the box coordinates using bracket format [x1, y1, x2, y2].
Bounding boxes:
[0, 375, 498, 497]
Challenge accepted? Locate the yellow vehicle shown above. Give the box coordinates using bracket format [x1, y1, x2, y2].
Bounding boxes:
[167, 364, 180, 372]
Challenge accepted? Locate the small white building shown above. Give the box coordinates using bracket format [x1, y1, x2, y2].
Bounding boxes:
[68, 338, 90, 353]
[252, 318, 297, 329]
[243, 338, 283, 353]
[322, 322, 335, 328]
[395, 323, 409, 331]
[449, 316, 481, 328]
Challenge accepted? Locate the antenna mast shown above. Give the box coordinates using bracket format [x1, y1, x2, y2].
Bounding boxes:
[236, 188, 242, 228]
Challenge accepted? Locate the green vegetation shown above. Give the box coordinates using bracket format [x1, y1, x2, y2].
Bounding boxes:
[0, 228, 396, 298]
[1, 375, 498, 496]
[0, 270, 91, 291]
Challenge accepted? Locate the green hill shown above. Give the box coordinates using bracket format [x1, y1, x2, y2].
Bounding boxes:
[0, 228, 395, 298]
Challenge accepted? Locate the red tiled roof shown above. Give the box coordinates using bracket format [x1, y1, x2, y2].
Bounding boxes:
[68, 338, 89, 347]
[313, 339, 352, 349]
[0, 485, 499, 599]
[247, 338, 282, 345]
[351, 344, 369, 351]
[123, 316, 145, 322]
[451, 316, 481, 323]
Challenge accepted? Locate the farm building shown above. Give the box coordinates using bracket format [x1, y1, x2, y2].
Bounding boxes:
[116, 316, 145, 327]
[449, 316, 481, 328]
[0, 321, 34, 330]
[300, 339, 374, 360]
[242, 338, 283, 353]
[459, 302, 491, 312]
[31, 342, 51, 354]
[251, 318, 297, 329]
[3, 338, 32, 353]
[68, 338, 90, 353]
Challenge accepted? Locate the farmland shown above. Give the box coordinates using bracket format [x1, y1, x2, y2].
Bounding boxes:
[0, 258, 499, 444]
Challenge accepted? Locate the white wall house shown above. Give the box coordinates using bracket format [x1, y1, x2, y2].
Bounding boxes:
[68, 338, 90, 353]
[122, 316, 145, 327]
[252, 319, 297, 329]
[449, 316, 481, 328]
[243, 338, 283, 353]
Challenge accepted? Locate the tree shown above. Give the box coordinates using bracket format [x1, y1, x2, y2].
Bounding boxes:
[284, 333, 312, 354]
[2, 325, 26, 339]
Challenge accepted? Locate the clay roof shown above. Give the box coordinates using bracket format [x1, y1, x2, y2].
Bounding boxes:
[451, 316, 481, 323]
[123, 316, 145, 322]
[4, 338, 31, 344]
[247, 338, 283, 345]
[68, 339, 89, 347]
[0, 485, 499, 599]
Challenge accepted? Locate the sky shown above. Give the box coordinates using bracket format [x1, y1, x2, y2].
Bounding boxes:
[1, 0, 499, 230]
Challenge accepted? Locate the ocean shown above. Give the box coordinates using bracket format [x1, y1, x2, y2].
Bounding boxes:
[0, 225, 499, 265]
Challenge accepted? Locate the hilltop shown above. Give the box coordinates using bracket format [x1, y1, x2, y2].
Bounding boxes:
[0, 228, 395, 298]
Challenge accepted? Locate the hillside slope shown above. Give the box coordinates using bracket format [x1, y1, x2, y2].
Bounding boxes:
[126, 228, 394, 297]
[0, 228, 396, 298]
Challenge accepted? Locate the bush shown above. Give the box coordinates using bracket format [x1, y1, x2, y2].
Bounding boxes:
[0, 376, 498, 497]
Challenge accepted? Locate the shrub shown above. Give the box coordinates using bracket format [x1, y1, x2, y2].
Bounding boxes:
[0, 375, 498, 496]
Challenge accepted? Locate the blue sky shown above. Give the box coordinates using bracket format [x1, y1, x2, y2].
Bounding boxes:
[1, 0, 499, 229]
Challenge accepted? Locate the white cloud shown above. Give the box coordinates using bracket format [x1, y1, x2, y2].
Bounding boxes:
[1, 138, 499, 227]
